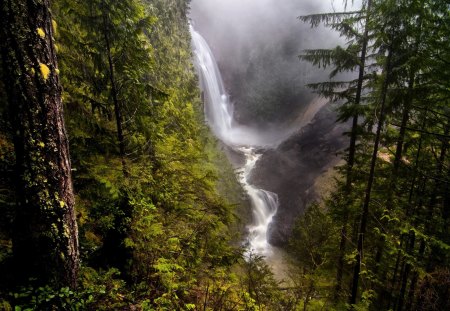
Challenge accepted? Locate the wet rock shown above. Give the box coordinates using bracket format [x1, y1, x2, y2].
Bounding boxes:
[249, 105, 350, 246]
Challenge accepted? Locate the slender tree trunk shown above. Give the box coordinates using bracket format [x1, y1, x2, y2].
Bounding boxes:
[413, 123, 450, 309]
[0, 0, 79, 287]
[405, 150, 436, 310]
[388, 236, 404, 304]
[390, 113, 430, 311]
[335, 0, 372, 299]
[335, 211, 349, 299]
[405, 271, 418, 311]
[102, 7, 128, 177]
[350, 49, 392, 305]
[390, 70, 415, 193]
[345, 0, 372, 192]
[407, 121, 448, 310]
[388, 107, 428, 310]
[396, 230, 415, 311]
[378, 70, 416, 308]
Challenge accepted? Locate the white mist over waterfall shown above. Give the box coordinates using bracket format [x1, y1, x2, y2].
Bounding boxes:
[191, 25, 279, 256]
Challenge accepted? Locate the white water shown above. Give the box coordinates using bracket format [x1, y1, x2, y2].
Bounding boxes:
[191, 26, 279, 257]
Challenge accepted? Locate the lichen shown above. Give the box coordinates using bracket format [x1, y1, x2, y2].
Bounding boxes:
[52, 20, 58, 34]
[39, 63, 50, 80]
[37, 27, 46, 39]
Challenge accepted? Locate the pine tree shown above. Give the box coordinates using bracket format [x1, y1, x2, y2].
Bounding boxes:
[299, 0, 373, 299]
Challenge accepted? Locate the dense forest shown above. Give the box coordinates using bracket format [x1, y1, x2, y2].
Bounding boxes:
[0, 0, 448, 310]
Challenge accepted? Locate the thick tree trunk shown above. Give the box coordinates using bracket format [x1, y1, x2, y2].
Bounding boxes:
[0, 0, 79, 287]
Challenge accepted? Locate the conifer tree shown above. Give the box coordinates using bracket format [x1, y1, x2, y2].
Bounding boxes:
[299, 0, 373, 299]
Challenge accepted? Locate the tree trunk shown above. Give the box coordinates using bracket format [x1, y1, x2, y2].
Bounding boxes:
[379, 70, 415, 308]
[350, 49, 392, 305]
[345, 0, 372, 194]
[335, 0, 372, 299]
[413, 123, 450, 309]
[396, 230, 415, 311]
[102, 4, 128, 178]
[388, 154, 422, 310]
[0, 0, 79, 287]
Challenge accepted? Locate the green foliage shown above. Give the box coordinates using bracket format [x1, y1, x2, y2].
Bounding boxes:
[290, 204, 338, 271]
[4, 268, 127, 310]
[241, 253, 283, 308]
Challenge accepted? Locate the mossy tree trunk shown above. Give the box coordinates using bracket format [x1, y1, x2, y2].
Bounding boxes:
[0, 0, 79, 288]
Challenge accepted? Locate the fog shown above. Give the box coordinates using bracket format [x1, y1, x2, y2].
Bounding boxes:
[190, 0, 356, 127]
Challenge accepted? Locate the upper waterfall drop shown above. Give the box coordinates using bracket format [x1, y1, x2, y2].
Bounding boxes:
[190, 25, 234, 144]
[191, 25, 291, 148]
[190, 25, 278, 257]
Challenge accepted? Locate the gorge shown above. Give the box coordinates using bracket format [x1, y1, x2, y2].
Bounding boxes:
[190, 1, 349, 254]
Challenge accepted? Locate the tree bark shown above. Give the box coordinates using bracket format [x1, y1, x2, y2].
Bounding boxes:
[0, 0, 79, 288]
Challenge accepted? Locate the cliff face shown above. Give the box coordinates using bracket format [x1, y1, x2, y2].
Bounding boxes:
[249, 105, 349, 246]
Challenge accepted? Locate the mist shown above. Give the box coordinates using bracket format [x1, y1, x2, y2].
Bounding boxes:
[189, 0, 352, 127]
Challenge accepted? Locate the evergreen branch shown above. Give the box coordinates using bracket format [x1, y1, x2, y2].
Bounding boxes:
[410, 104, 450, 119]
[389, 123, 450, 138]
[299, 49, 335, 68]
[299, 45, 360, 74]
[332, 21, 362, 39]
[298, 11, 361, 28]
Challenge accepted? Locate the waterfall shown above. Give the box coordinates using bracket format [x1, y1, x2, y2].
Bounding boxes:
[237, 147, 278, 256]
[190, 28, 233, 143]
[190, 25, 278, 257]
